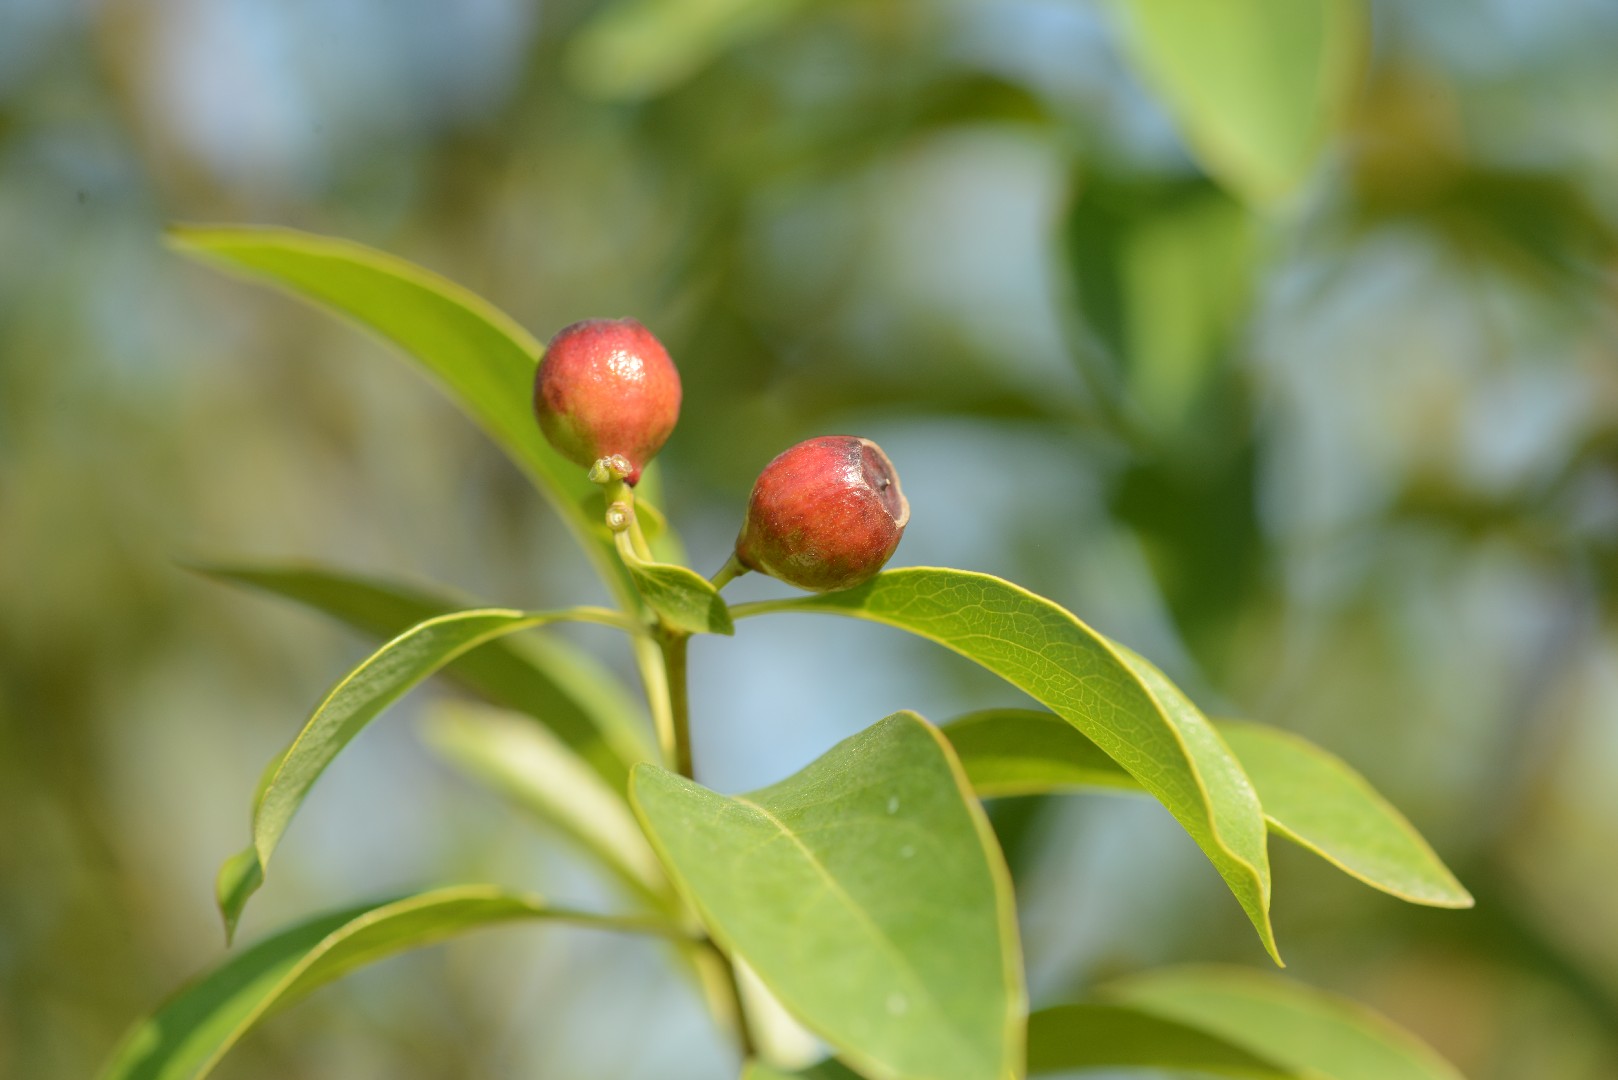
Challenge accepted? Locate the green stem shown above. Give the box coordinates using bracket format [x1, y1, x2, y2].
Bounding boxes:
[628, 513, 655, 562]
[726, 598, 807, 621]
[708, 554, 748, 591]
[596, 478, 756, 1059]
[660, 630, 694, 779]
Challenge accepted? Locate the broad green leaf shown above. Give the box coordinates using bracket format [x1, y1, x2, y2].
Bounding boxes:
[744, 1062, 864, 1080]
[98, 885, 676, 1080]
[732, 569, 1277, 962]
[1217, 722, 1473, 908]
[422, 701, 672, 909]
[566, 0, 801, 100]
[1106, 966, 1466, 1080]
[217, 607, 619, 939]
[632, 713, 1024, 1080]
[1113, 0, 1368, 205]
[1027, 1002, 1299, 1078]
[165, 226, 634, 606]
[195, 562, 653, 792]
[941, 711, 1472, 908]
[617, 540, 734, 636]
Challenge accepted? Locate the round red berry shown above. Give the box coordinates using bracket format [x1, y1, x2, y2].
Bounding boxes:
[533, 318, 681, 485]
[736, 436, 909, 592]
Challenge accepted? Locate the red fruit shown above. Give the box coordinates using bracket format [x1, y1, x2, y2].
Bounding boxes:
[736, 436, 909, 593]
[533, 318, 681, 485]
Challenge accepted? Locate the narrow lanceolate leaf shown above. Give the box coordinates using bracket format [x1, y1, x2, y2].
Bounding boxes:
[1106, 966, 1467, 1080]
[217, 608, 602, 939]
[164, 226, 635, 605]
[1216, 722, 1473, 908]
[423, 702, 672, 909]
[98, 885, 676, 1080]
[940, 711, 1472, 908]
[633, 713, 1024, 1080]
[194, 562, 654, 792]
[617, 538, 734, 636]
[1114, 0, 1368, 205]
[1026, 1003, 1299, 1078]
[733, 569, 1277, 962]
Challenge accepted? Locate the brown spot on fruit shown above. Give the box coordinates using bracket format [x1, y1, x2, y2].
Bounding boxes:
[735, 436, 908, 592]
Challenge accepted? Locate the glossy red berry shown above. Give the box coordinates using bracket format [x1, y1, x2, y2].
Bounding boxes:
[735, 436, 909, 593]
[533, 318, 681, 485]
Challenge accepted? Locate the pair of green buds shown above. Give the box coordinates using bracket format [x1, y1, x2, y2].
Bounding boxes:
[533, 318, 909, 592]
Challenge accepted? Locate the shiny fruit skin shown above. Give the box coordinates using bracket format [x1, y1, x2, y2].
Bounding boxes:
[533, 318, 680, 485]
[736, 436, 908, 592]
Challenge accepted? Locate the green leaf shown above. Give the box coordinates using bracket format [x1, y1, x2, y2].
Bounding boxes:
[1113, 0, 1368, 205]
[164, 226, 634, 606]
[217, 607, 615, 939]
[194, 562, 653, 792]
[940, 711, 1472, 909]
[945, 709, 1135, 797]
[423, 701, 672, 909]
[632, 713, 1024, 1080]
[566, 0, 801, 101]
[1027, 1002, 1299, 1078]
[98, 885, 675, 1080]
[1217, 722, 1474, 909]
[618, 541, 734, 636]
[1105, 966, 1466, 1080]
[732, 569, 1277, 963]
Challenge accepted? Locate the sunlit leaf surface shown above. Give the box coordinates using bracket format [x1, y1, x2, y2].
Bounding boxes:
[216, 608, 603, 937]
[942, 710, 1471, 908]
[1218, 722, 1473, 907]
[1106, 966, 1466, 1080]
[167, 226, 636, 603]
[733, 568, 1278, 961]
[620, 550, 734, 636]
[195, 562, 653, 791]
[98, 885, 673, 1080]
[634, 713, 1024, 1080]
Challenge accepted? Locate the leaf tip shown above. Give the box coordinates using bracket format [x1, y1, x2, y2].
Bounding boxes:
[215, 846, 264, 945]
[1429, 883, 1476, 910]
[162, 222, 213, 253]
[1253, 916, 1284, 969]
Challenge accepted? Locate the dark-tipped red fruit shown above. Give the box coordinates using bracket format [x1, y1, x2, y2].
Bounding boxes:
[735, 436, 909, 593]
[533, 318, 681, 485]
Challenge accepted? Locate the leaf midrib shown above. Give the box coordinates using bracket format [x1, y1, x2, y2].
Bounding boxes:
[729, 793, 975, 1068]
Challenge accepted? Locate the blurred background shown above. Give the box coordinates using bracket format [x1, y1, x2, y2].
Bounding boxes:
[3, 0, 1617, 1077]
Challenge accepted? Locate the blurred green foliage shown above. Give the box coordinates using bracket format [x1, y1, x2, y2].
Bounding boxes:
[2, 1, 1617, 1077]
